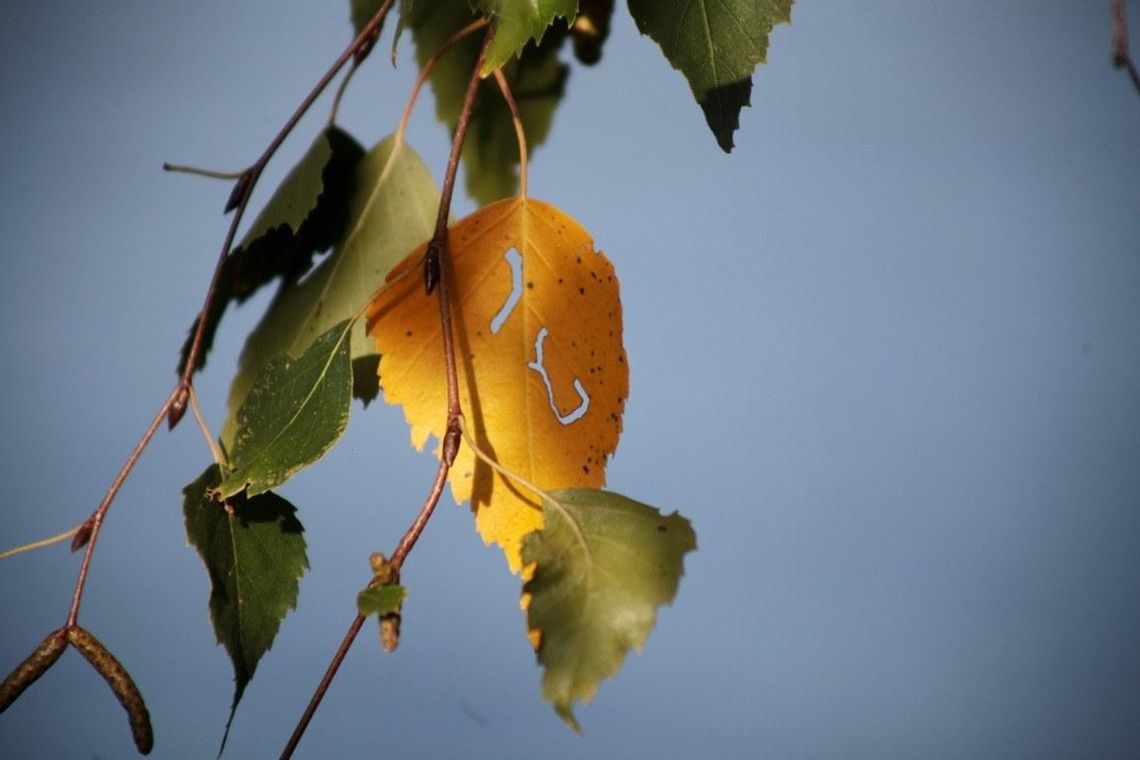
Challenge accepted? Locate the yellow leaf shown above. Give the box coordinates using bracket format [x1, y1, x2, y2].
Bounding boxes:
[366, 197, 627, 572]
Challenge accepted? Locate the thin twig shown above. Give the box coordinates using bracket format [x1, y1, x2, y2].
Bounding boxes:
[0, 525, 83, 560]
[279, 27, 495, 760]
[492, 69, 529, 199]
[66, 386, 180, 627]
[1114, 0, 1140, 94]
[63, 0, 396, 631]
[161, 163, 244, 180]
[173, 0, 397, 427]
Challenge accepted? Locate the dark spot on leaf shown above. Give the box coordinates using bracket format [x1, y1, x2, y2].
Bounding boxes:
[657, 525, 667, 533]
[578, 287, 586, 295]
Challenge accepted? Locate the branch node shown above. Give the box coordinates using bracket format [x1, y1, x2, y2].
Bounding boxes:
[167, 384, 190, 429]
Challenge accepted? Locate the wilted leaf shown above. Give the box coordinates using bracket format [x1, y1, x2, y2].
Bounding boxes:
[627, 0, 793, 151]
[356, 585, 407, 617]
[179, 127, 364, 375]
[218, 319, 352, 499]
[473, 0, 577, 73]
[522, 488, 696, 730]
[223, 135, 439, 442]
[183, 464, 308, 719]
[367, 197, 628, 571]
[409, 0, 569, 204]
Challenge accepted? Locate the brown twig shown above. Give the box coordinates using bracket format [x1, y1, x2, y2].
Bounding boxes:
[172, 0, 397, 427]
[1114, 0, 1140, 94]
[279, 27, 494, 760]
[62, 0, 396, 651]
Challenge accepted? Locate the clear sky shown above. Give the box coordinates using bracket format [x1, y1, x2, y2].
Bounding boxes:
[2, 2, 1139, 758]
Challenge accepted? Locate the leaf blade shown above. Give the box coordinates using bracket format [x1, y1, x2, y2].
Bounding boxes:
[182, 465, 308, 717]
[627, 0, 793, 150]
[218, 319, 353, 499]
[179, 127, 364, 374]
[223, 135, 439, 442]
[521, 488, 696, 730]
[367, 197, 628, 571]
[474, 0, 578, 73]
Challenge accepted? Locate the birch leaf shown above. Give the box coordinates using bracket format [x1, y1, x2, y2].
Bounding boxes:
[218, 320, 352, 499]
[179, 127, 363, 375]
[473, 0, 578, 73]
[522, 488, 695, 730]
[183, 465, 307, 725]
[366, 197, 627, 571]
[627, 0, 793, 151]
[223, 135, 438, 444]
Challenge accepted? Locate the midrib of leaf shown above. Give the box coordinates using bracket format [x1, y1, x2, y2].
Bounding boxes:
[224, 514, 247, 677]
[238, 321, 352, 478]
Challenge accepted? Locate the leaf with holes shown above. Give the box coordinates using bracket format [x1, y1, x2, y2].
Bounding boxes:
[179, 127, 364, 375]
[218, 319, 352, 499]
[473, 0, 577, 74]
[367, 197, 627, 571]
[522, 488, 696, 730]
[222, 135, 439, 443]
[628, 0, 793, 151]
[408, 0, 569, 204]
[183, 464, 308, 725]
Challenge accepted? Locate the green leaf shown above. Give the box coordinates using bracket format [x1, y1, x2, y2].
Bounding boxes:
[218, 319, 353, 498]
[183, 464, 308, 720]
[627, 0, 793, 151]
[222, 135, 439, 443]
[179, 127, 364, 375]
[356, 585, 407, 617]
[409, 0, 569, 204]
[521, 489, 696, 731]
[473, 0, 578, 73]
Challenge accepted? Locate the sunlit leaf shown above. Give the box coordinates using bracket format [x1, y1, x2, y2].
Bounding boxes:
[179, 127, 363, 374]
[367, 197, 627, 571]
[218, 320, 352, 499]
[522, 488, 696, 730]
[408, 0, 569, 204]
[183, 465, 308, 720]
[223, 135, 439, 442]
[627, 0, 793, 151]
[473, 0, 577, 73]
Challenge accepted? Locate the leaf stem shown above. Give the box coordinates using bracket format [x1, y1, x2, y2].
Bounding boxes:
[0, 525, 83, 560]
[492, 68, 529, 199]
[279, 27, 494, 760]
[394, 19, 490, 146]
[188, 386, 225, 467]
[161, 163, 244, 180]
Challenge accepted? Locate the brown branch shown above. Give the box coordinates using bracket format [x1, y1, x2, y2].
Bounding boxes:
[1114, 0, 1140, 95]
[62, 0, 396, 649]
[172, 0, 397, 427]
[279, 27, 495, 760]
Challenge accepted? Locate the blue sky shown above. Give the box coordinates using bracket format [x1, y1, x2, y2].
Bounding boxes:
[2, 2, 1140, 758]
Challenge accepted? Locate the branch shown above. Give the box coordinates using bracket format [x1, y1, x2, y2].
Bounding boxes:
[279, 27, 495, 760]
[172, 0, 398, 427]
[1114, 0, 1140, 95]
[25, 0, 401, 712]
